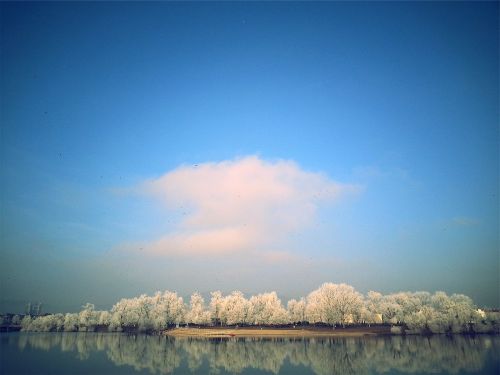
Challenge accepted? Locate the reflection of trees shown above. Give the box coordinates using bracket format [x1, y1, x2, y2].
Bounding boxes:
[15, 333, 498, 375]
[303, 338, 370, 375]
[201, 338, 289, 374]
[106, 335, 182, 374]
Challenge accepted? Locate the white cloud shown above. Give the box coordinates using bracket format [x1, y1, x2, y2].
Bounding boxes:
[136, 155, 360, 259]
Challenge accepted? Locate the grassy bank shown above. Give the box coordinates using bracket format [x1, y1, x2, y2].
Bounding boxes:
[164, 325, 392, 338]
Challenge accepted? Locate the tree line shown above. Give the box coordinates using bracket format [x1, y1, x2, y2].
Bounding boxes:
[20, 283, 499, 334]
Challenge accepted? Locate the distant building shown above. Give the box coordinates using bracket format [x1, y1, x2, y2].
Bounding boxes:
[25, 302, 43, 316]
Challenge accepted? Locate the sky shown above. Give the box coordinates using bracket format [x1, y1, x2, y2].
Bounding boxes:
[0, 2, 498, 313]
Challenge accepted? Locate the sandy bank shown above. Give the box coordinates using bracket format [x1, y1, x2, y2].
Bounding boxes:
[164, 326, 391, 338]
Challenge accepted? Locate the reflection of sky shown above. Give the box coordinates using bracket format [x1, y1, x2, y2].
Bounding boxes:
[5, 333, 499, 375]
[0, 2, 498, 312]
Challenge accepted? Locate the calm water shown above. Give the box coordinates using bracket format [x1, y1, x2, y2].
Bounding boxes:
[0, 333, 498, 375]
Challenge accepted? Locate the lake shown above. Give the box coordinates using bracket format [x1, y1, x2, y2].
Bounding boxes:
[0, 332, 498, 375]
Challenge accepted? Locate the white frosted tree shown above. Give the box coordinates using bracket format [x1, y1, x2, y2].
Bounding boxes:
[20, 315, 32, 331]
[365, 291, 382, 311]
[248, 292, 288, 325]
[11, 315, 22, 325]
[110, 298, 140, 330]
[79, 303, 98, 331]
[305, 288, 324, 323]
[220, 291, 249, 325]
[150, 291, 186, 329]
[16, 283, 487, 335]
[53, 313, 65, 331]
[306, 283, 363, 326]
[449, 293, 478, 329]
[109, 291, 186, 331]
[287, 298, 306, 323]
[135, 294, 154, 331]
[187, 292, 211, 325]
[210, 291, 224, 326]
[109, 300, 127, 331]
[98, 310, 111, 327]
[358, 305, 376, 324]
[427, 292, 478, 333]
[378, 294, 403, 324]
[63, 313, 79, 332]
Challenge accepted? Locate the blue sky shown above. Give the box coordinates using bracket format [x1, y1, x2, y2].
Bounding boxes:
[1, 2, 498, 312]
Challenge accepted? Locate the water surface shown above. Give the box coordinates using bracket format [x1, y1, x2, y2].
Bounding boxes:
[1, 332, 499, 375]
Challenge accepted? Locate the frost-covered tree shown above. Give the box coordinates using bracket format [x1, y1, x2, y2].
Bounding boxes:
[11, 315, 22, 325]
[108, 291, 186, 331]
[97, 310, 111, 327]
[53, 313, 65, 331]
[305, 288, 324, 323]
[79, 303, 98, 331]
[21, 315, 32, 331]
[135, 294, 154, 331]
[110, 298, 139, 330]
[248, 292, 288, 325]
[186, 292, 211, 325]
[306, 283, 363, 326]
[378, 294, 403, 324]
[20, 314, 64, 332]
[63, 313, 79, 332]
[220, 291, 249, 325]
[210, 291, 224, 326]
[287, 298, 306, 323]
[447, 293, 478, 332]
[150, 291, 186, 329]
[18, 283, 489, 334]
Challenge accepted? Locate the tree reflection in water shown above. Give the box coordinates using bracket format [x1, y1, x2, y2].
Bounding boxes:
[12, 333, 499, 375]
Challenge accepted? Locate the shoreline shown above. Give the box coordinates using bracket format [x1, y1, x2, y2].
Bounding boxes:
[163, 326, 392, 338]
